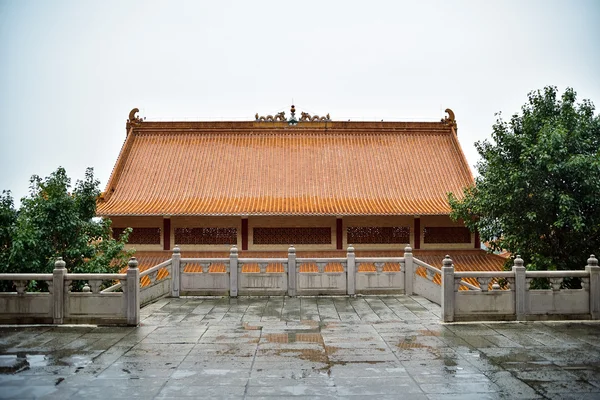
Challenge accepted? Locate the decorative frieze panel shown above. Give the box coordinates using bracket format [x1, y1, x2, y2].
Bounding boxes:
[347, 226, 410, 244]
[253, 227, 331, 245]
[423, 227, 471, 243]
[175, 227, 237, 245]
[113, 227, 161, 244]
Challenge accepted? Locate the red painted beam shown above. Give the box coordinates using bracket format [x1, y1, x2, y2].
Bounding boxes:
[336, 218, 343, 250]
[163, 218, 171, 251]
[242, 218, 248, 250]
[414, 218, 421, 249]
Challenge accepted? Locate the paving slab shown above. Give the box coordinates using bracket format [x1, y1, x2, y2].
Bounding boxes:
[0, 295, 599, 399]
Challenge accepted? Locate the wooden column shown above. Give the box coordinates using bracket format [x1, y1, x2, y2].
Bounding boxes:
[336, 218, 343, 250]
[241, 218, 248, 250]
[474, 230, 481, 249]
[163, 218, 171, 251]
[413, 217, 421, 249]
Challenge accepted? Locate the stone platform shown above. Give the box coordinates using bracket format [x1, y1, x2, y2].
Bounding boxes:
[1, 296, 599, 399]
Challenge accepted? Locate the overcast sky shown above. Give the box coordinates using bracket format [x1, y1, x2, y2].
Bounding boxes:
[1, 0, 599, 205]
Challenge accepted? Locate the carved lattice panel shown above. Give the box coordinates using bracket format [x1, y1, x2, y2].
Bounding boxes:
[175, 227, 237, 245]
[423, 227, 471, 243]
[253, 228, 331, 245]
[113, 227, 161, 244]
[347, 226, 410, 244]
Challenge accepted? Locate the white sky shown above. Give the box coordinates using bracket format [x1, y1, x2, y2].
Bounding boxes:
[1, 0, 599, 205]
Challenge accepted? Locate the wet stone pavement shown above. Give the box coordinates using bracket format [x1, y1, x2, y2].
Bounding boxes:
[1, 296, 600, 399]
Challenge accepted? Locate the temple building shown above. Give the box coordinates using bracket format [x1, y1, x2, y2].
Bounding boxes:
[97, 106, 505, 272]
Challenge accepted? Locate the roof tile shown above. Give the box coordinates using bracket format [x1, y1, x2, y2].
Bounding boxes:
[98, 121, 473, 216]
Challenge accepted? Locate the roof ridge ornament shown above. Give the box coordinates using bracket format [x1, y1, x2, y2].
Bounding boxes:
[127, 108, 144, 130]
[300, 112, 331, 122]
[442, 108, 457, 132]
[255, 111, 286, 122]
[255, 105, 331, 125]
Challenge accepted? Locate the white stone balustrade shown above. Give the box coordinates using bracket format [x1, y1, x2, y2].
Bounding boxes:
[441, 254, 600, 322]
[0, 257, 140, 326]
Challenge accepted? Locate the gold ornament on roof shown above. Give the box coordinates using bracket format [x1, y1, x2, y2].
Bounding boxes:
[442, 108, 457, 132]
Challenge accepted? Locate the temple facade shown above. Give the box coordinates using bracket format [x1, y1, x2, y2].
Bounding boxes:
[97, 107, 483, 257]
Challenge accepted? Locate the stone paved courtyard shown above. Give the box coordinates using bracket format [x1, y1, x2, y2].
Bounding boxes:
[1, 295, 600, 399]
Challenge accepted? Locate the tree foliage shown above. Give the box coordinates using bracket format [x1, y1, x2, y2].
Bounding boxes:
[0, 167, 133, 289]
[449, 86, 600, 271]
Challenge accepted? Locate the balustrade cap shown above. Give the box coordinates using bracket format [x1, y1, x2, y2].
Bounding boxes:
[54, 257, 66, 269]
[443, 255, 453, 268]
[404, 246, 413, 254]
[173, 246, 181, 255]
[347, 245, 355, 253]
[588, 254, 598, 267]
[230, 245, 238, 255]
[288, 245, 296, 254]
[128, 257, 139, 269]
[514, 255, 524, 268]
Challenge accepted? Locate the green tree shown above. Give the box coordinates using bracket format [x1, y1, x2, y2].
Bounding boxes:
[0, 167, 133, 289]
[449, 86, 600, 271]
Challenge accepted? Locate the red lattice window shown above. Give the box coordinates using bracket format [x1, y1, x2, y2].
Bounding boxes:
[253, 227, 331, 245]
[347, 226, 410, 244]
[423, 227, 471, 243]
[113, 227, 161, 245]
[175, 227, 237, 245]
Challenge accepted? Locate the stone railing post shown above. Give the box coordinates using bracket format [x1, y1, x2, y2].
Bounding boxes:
[171, 246, 181, 297]
[52, 257, 66, 324]
[586, 254, 599, 319]
[347, 245, 356, 296]
[126, 257, 140, 326]
[229, 246, 238, 297]
[404, 246, 414, 295]
[441, 255, 455, 322]
[288, 245, 296, 297]
[513, 255, 526, 321]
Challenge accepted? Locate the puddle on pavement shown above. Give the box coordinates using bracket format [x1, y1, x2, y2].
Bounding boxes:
[0, 352, 94, 374]
[265, 332, 324, 344]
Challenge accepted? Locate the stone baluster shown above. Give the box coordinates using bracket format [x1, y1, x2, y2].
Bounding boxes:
[288, 245, 296, 297]
[89, 280, 102, 294]
[512, 255, 526, 321]
[317, 262, 326, 273]
[53, 257, 66, 324]
[229, 246, 238, 297]
[126, 257, 140, 326]
[347, 245, 356, 296]
[404, 246, 414, 295]
[201, 263, 210, 274]
[441, 255, 455, 322]
[426, 268, 436, 281]
[586, 255, 599, 319]
[549, 277, 563, 291]
[14, 281, 27, 295]
[477, 277, 492, 292]
[171, 246, 181, 298]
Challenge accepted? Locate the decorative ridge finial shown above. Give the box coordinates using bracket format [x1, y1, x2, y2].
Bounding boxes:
[442, 108, 457, 132]
[299, 111, 331, 122]
[127, 108, 144, 130]
[288, 105, 298, 125]
[255, 111, 286, 122]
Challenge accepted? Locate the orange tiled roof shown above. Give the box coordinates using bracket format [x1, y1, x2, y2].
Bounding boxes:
[98, 119, 473, 216]
[130, 249, 505, 288]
